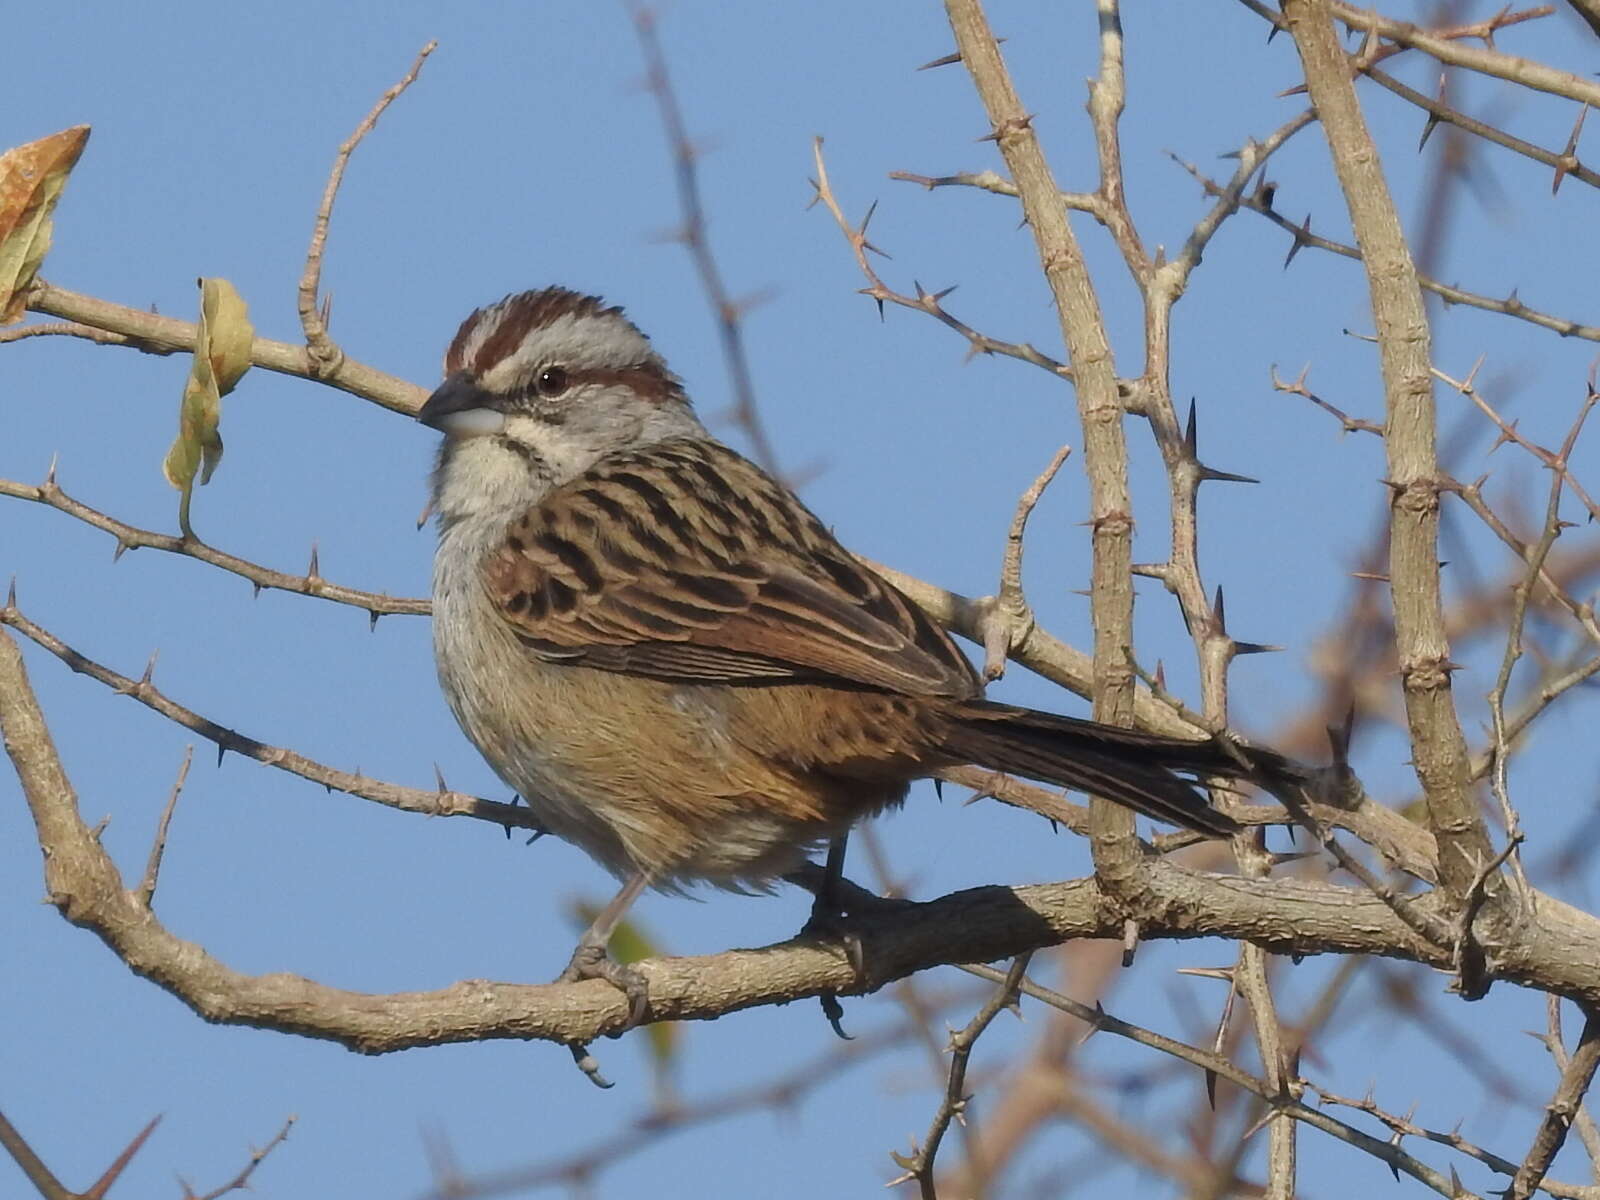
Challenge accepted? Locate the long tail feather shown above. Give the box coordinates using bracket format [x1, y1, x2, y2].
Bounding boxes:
[943, 701, 1294, 838]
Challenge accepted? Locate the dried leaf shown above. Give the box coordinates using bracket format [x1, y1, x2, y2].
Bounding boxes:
[200, 276, 253, 395]
[163, 277, 254, 533]
[0, 125, 90, 323]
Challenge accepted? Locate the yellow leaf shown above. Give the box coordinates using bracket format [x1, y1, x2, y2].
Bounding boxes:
[163, 277, 253, 534]
[200, 277, 253, 395]
[0, 126, 90, 324]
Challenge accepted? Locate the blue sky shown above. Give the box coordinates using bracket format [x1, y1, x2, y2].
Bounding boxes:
[5, 3, 1600, 1197]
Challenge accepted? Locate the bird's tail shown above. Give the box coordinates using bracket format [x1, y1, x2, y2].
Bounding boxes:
[941, 701, 1296, 838]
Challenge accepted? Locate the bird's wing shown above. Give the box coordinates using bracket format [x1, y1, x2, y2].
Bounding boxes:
[481, 437, 979, 698]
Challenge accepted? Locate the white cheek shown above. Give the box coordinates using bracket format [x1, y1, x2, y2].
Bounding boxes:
[435, 408, 507, 437]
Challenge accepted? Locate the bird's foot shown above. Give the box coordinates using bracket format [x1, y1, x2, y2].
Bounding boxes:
[557, 939, 651, 1033]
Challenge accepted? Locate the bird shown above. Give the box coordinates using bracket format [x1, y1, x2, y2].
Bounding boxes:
[420, 286, 1290, 1024]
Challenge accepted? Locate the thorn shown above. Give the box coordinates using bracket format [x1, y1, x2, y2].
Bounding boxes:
[368, 609, 380, 633]
[113, 540, 130, 563]
[1268, 850, 1318, 868]
[1184, 399, 1199, 456]
[859, 198, 879, 236]
[931, 283, 958, 302]
[1205, 1068, 1219, 1109]
[1233, 641, 1285, 656]
[1078, 1001, 1106, 1045]
[874, 296, 885, 322]
[1153, 660, 1166, 690]
[4, 576, 15, 610]
[1284, 213, 1313, 269]
[306, 541, 321, 580]
[1197, 464, 1260, 485]
[1176, 966, 1237, 982]
[140, 651, 159, 686]
[916, 46, 974, 71]
[44, 453, 59, 486]
[933, 777, 944, 800]
[1239, 1107, 1276, 1142]
[1553, 103, 1588, 195]
[1213, 585, 1227, 634]
[434, 764, 448, 794]
[252, 581, 263, 600]
[83, 1113, 163, 1198]
[1418, 109, 1442, 152]
[217, 743, 226, 768]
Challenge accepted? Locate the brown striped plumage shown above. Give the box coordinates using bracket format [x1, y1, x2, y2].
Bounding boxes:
[422, 288, 1294, 1022]
[483, 438, 979, 697]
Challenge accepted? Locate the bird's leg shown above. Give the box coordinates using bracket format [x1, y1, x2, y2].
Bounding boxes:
[557, 871, 652, 1031]
[806, 835, 853, 932]
[797, 836, 862, 1040]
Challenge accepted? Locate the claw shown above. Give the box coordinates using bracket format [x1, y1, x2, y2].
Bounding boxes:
[557, 940, 651, 1032]
[819, 992, 853, 1040]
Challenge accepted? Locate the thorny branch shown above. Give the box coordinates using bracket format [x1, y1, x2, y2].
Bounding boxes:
[889, 953, 1033, 1197]
[297, 42, 436, 375]
[0, 597, 536, 833]
[1513, 1006, 1600, 1199]
[6, 4, 1600, 1195]
[0, 473, 427, 620]
[626, 2, 781, 473]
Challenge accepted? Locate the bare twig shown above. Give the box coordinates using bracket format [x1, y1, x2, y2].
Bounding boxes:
[1170, 158, 1600, 343]
[184, 1115, 296, 1200]
[1285, 0, 1489, 902]
[1514, 1007, 1600, 1198]
[943, 0, 1142, 879]
[980, 445, 1071, 681]
[137, 744, 192, 908]
[0, 475, 427, 620]
[0, 319, 132, 346]
[297, 42, 437, 374]
[889, 953, 1033, 1196]
[1540, 997, 1600, 1175]
[0, 598, 534, 832]
[958, 963, 1483, 1198]
[811, 141, 1071, 380]
[25, 280, 428, 414]
[0, 1107, 72, 1200]
[1327, 3, 1596, 108]
[625, 3, 779, 472]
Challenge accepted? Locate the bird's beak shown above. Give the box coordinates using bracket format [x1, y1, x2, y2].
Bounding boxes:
[418, 372, 508, 437]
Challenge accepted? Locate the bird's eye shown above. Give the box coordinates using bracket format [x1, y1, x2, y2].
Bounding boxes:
[535, 366, 570, 398]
